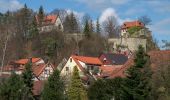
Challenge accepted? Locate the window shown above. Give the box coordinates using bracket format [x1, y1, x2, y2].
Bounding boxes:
[66, 67, 69, 71]
[70, 58, 72, 62]
[44, 69, 48, 74]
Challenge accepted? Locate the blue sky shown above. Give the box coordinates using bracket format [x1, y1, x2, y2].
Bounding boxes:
[0, 0, 170, 47]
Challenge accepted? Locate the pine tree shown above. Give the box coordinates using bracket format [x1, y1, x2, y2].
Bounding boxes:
[96, 18, 101, 34]
[70, 12, 79, 33]
[29, 16, 39, 39]
[22, 61, 34, 100]
[38, 5, 44, 25]
[89, 19, 94, 33]
[83, 19, 90, 38]
[63, 12, 79, 33]
[68, 66, 88, 100]
[88, 78, 123, 100]
[42, 69, 65, 100]
[20, 4, 31, 39]
[121, 45, 152, 100]
[0, 72, 24, 100]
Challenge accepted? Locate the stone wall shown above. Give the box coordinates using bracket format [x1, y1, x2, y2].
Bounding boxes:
[108, 38, 147, 52]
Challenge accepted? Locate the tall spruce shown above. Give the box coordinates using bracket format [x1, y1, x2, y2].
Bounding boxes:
[0, 72, 24, 100]
[19, 4, 31, 39]
[83, 19, 90, 38]
[22, 61, 34, 100]
[89, 19, 94, 33]
[70, 12, 79, 33]
[68, 66, 88, 100]
[96, 18, 101, 34]
[121, 45, 152, 100]
[38, 5, 44, 25]
[42, 69, 65, 100]
[63, 12, 79, 33]
[29, 16, 39, 39]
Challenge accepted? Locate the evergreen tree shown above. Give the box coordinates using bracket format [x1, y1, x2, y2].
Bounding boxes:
[38, 5, 44, 25]
[121, 45, 152, 100]
[68, 66, 88, 100]
[96, 18, 101, 34]
[20, 4, 31, 39]
[29, 16, 39, 39]
[89, 19, 94, 33]
[88, 78, 123, 100]
[42, 69, 65, 100]
[70, 12, 79, 33]
[83, 19, 90, 38]
[0, 72, 24, 100]
[63, 12, 79, 33]
[22, 61, 34, 100]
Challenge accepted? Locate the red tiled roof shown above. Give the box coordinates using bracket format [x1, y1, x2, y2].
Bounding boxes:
[14, 58, 41, 65]
[121, 20, 144, 29]
[99, 65, 122, 77]
[148, 50, 170, 70]
[108, 57, 134, 78]
[72, 55, 102, 65]
[33, 81, 44, 96]
[32, 64, 46, 77]
[36, 15, 58, 26]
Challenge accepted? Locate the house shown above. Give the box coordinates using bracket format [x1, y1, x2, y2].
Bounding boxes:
[36, 15, 64, 33]
[60, 55, 103, 83]
[1, 57, 54, 81]
[121, 20, 144, 37]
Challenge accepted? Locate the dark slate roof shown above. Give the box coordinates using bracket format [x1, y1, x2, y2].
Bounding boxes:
[104, 53, 128, 65]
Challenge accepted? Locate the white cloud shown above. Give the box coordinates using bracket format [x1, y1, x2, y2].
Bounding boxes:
[0, 0, 23, 13]
[150, 18, 170, 35]
[99, 8, 132, 25]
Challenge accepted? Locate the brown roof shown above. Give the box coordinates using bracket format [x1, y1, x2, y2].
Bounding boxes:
[121, 20, 144, 29]
[14, 58, 41, 65]
[33, 81, 44, 96]
[108, 57, 134, 78]
[36, 15, 58, 26]
[99, 65, 123, 77]
[32, 64, 46, 77]
[148, 50, 170, 70]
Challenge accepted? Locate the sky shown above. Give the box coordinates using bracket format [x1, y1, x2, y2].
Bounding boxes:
[0, 0, 170, 47]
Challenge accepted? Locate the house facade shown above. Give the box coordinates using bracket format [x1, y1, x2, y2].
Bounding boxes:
[60, 55, 103, 83]
[36, 15, 64, 33]
[1, 57, 54, 81]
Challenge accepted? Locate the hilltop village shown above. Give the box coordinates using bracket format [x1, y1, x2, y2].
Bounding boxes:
[0, 5, 169, 100]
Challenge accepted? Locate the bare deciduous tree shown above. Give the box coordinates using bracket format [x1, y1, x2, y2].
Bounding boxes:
[103, 16, 120, 38]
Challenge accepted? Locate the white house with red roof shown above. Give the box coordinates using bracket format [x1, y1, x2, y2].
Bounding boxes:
[1, 57, 54, 81]
[121, 20, 144, 37]
[36, 15, 64, 33]
[60, 55, 103, 83]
